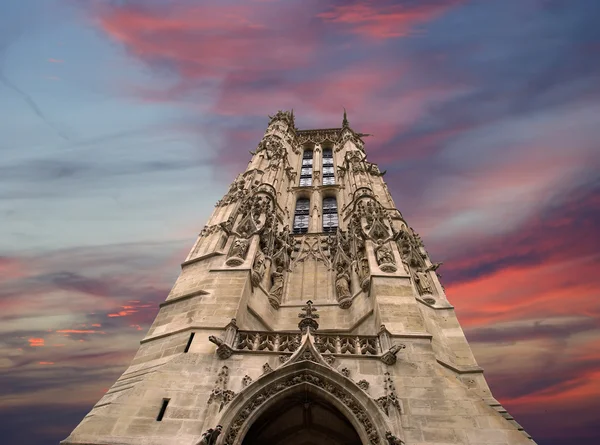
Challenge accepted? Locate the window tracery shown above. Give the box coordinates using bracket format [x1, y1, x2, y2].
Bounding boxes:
[299, 149, 313, 187]
[293, 198, 310, 234]
[322, 148, 335, 185]
[322, 197, 339, 233]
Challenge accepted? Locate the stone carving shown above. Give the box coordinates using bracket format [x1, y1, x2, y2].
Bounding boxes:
[385, 431, 404, 445]
[242, 375, 253, 387]
[380, 343, 406, 366]
[278, 355, 290, 364]
[262, 363, 273, 375]
[374, 239, 397, 273]
[198, 425, 222, 445]
[217, 177, 247, 207]
[237, 332, 300, 353]
[268, 110, 295, 128]
[348, 212, 372, 291]
[222, 371, 380, 445]
[226, 238, 250, 266]
[293, 235, 331, 268]
[298, 300, 319, 333]
[272, 226, 295, 270]
[367, 162, 386, 177]
[415, 269, 433, 295]
[340, 367, 350, 378]
[209, 335, 234, 359]
[423, 296, 436, 305]
[229, 330, 383, 359]
[268, 266, 284, 309]
[208, 367, 235, 412]
[251, 250, 266, 287]
[335, 263, 352, 309]
[323, 354, 335, 365]
[296, 128, 340, 147]
[347, 150, 365, 173]
[315, 335, 336, 354]
[301, 349, 318, 362]
[377, 372, 401, 416]
[337, 129, 365, 152]
[357, 379, 370, 390]
[256, 334, 276, 351]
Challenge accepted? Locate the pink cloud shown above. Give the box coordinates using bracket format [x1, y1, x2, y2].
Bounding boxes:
[56, 329, 106, 334]
[28, 338, 44, 347]
[96, 1, 318, 88]
[47, 58, 63, 63]
[318, 1, 463, 39]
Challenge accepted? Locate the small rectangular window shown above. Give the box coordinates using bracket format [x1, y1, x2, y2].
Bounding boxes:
[184, 332, 195, 353]
[157, 399, 170, 421]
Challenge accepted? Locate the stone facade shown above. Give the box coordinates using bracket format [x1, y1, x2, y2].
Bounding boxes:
[62, 110, 536, 445]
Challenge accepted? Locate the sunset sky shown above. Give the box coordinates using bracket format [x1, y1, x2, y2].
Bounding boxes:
[1, 1, 599, 444]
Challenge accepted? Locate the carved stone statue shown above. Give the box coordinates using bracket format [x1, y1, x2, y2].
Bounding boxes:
[414, 269, 433, 295]
[198, 425, 222, 445]
[335, 263, 352, 309]
[269, 266, 284, 309]
[374, 240, 397, 272]
[251, 250, 266, 286]
[356, 257, 370, 291]
[226, 238, 249, 266]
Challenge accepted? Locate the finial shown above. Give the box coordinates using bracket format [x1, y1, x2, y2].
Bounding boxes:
[342, 107, 349, 127]
[298, 300, 319, 333]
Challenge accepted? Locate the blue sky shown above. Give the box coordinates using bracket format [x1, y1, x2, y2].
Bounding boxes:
[1, 1, 600, 444]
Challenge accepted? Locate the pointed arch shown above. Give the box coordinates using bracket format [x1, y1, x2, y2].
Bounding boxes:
[217, 333, 392, 445]
[217, 360, 390, 445]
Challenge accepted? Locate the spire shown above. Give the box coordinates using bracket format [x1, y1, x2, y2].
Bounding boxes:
[342, 107, 349, 127]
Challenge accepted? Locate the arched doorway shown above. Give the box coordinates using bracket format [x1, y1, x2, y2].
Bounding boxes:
[242, 386, 362, 445]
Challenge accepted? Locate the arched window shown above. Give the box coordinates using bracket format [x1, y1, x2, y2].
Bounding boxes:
[293, 198, 310, 234]
[299, 150, 313, 187]
[322, 148, 335, 185]
[322, 197, 338, 232]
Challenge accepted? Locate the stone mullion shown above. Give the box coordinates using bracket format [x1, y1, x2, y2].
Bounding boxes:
[313, 145, 322, 187]
[309, 188, 321, 233]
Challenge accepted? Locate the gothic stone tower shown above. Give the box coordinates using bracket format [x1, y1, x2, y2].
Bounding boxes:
[62, 111, 535, 445]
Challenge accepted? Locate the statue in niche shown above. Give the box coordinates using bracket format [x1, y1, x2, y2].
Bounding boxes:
[414, 269, 434, 295]
[269, 266, 284, 309]
[251, 250, 266, 286]
[226, 238, 249, 266]
[335, 263, 352, 308]
[374, 240, 397, 272]
[356, 257, 370, 291]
